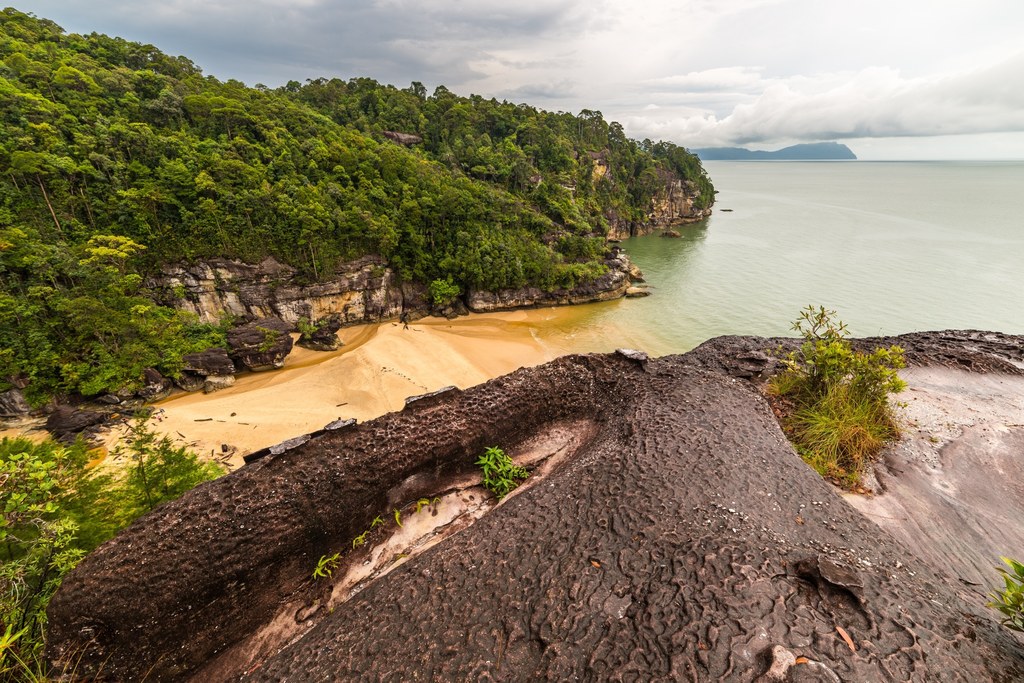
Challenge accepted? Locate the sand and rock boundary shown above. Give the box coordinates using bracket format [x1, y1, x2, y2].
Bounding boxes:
[46, 331, 1024, 681]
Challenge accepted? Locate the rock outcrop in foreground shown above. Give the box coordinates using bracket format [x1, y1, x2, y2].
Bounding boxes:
[46, 332, 1024, 681]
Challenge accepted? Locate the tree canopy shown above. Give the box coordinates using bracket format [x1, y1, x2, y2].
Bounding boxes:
[0, 8, 714, 402]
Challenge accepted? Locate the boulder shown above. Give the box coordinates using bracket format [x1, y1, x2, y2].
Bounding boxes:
[381, 131, 423, 146]
[433, 298, 469, 320]
[399, 282, 431, 321]
[203, 375, 236, 394]
[227, 317, 294, 372]
[176, 348, 236, 392]
[182, 348, 235, 377]
[45, 405, 108, 443]
[297, 314, 343, 352]
[0, 388, 30, 418]
[661, 229, 681, 238]
[137, 368, 172, 402]
[174, 372, 206, 393]
[625, 286, 650, 298]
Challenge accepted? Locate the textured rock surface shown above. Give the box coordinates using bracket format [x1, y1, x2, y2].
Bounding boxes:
[0, 388, 30, 417]
[203, 375, 236, 394]
[607, 170, 712, 240]
[296, 314, 344, 351]
[226, 317, 294, 372]
[182, 348, 236, 377]
[381, 130, 423, 146]
[845, 365, 1024, 592]
[151, 255, 403, 326]
[466, 253, 631, 313]
[176, 348, 236, 392]
[137, 367, 172, 402]
[625, 286, 650, 298]
[44, 405, 109, 443]
[152, 250, 645, 326]
[46, 331, 1024, 681]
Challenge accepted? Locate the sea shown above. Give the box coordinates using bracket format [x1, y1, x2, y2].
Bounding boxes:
[524, 160, 1024, 357]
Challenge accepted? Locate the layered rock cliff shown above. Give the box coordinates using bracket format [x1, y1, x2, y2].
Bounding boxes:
[46, 332, 1024, 681]
[151, 255, 406, 326]
[466, 251, 633, 313]
[151, 250, 645, 327]
[607, 168, 712, 240]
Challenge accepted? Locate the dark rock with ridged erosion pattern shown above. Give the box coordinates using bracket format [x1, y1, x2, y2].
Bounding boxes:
[46, 333, 1024, 681]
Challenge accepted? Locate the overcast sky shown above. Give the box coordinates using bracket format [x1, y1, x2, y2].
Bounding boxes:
[16, 0, 1024, 159]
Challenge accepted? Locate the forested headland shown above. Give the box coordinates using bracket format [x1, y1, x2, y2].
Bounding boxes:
[0, 8, 714, 404]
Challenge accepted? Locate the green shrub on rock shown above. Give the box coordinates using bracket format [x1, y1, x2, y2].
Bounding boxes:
[476, 446, 528, 499]
[769, 305, 906, 486]
[989, 557, 1024, 632]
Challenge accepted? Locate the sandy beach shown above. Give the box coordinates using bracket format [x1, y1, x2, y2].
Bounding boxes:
[0, 301, 651, 467]
[149, 310, 591, 468]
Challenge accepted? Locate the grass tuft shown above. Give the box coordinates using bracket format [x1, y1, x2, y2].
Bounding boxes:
[769, 305, 905, 487]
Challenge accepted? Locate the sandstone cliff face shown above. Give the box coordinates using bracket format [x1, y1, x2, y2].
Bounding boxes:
[151, 255, 404, 326]
[607, 169, 712, 240]
[466, 252, 633, 313]
[152, 251, 643, 325]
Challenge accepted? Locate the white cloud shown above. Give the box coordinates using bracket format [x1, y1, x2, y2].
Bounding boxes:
[18, 0, 1024, 157]
[645, 67, 767, 93]
[620, 54, 1024, 147]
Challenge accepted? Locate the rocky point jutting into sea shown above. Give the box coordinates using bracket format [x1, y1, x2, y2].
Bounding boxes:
[146, 169, 708, 330]
[46, 331, 1024, 681]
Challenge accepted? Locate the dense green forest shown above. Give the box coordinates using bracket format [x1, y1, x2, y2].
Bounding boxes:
[0, 8, 714, 403]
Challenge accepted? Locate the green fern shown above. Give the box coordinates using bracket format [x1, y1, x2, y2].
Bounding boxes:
[476, 446, 529, 499]
[312, 552, 340, 580]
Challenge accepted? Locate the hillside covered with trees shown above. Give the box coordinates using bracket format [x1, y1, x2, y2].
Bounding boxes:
[0, 8, 714, 403]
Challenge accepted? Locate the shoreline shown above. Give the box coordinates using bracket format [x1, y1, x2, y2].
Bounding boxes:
[148, 309, 581, 468]
[0, 299, 656, 466]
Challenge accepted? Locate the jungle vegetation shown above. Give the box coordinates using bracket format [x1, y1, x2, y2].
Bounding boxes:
[0, 8, 713, 403]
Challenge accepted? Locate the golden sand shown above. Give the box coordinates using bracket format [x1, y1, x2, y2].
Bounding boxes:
[149, 310, 586, 468]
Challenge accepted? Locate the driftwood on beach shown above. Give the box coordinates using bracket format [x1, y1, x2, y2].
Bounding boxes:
[46, 331, 1024, 681]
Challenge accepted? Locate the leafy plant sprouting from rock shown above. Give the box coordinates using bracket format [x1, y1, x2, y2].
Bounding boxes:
[768, 305, 906, 487]
[313, 553, 341, 580]
[989, 557, 1024, 632]
[476, 446, 529, 499]
[295, 317, 319, 338]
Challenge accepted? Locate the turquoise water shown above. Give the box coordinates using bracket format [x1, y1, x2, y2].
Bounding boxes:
[531, 161, 1024, 357]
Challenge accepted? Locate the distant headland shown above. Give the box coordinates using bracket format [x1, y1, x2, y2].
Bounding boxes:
[694, 141, 857, 160]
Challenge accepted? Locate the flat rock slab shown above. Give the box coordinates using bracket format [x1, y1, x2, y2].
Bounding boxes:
[846, 367, 1024, 589]
[45, 334, 1024, 681]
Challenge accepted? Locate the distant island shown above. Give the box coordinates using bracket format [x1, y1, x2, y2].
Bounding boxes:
[694, 141, 857, 160]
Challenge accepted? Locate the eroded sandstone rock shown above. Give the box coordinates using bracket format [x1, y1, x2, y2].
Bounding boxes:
[45, 334, 1024, 681]
[296, 314, 343, 352]
[137, 368, 172, 402]
[176, 348, 236, 391]
[466, 253, 631, 313]
[150, 255, 403, 327]
[0, 388, 30, 418]
[45, 405, 109, 443]
[227, 317, 294, 372]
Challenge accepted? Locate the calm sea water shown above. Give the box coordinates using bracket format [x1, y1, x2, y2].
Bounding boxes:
[527, 161, 1024, 357]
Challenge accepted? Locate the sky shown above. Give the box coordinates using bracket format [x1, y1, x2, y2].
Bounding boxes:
[14, 0, 1024, 159]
